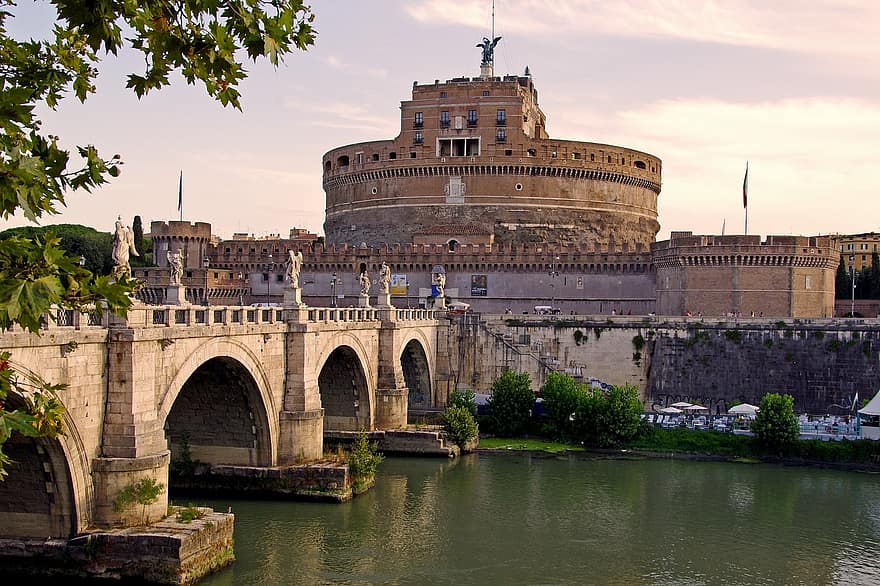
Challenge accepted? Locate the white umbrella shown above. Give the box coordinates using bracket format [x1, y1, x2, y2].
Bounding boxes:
[658, 406, 683, 414]
[727, 403, 759, 415]
[671, 401, 693, 408]
[684, 404, 707, 411]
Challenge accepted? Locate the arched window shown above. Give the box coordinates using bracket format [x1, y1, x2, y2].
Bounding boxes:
[337, 155, 349, 167]
[448, 239, 459, 252]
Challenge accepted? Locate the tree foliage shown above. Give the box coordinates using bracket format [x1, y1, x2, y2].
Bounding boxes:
[751, 393, 800, 454]
[487, 370, 535, 437]
[0, 0, 317, 479]
[540, 371, 581, 440]
[571, 384, 643, 448]
[0, 223, 113, 274]
[347, 429, 383, 492]
[448, 388, 478, 418]
[442, 404, 479, 449]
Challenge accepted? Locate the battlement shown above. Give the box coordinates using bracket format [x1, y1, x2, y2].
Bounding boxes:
[150, 220, 212, 239]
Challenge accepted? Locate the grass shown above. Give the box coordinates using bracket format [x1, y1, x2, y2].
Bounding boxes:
[479, 437, 583, 453]
[482, 429, 880, 466]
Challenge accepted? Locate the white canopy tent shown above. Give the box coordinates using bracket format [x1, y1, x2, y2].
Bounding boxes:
[728, 403, 759, 416]
[857, 390, 880, 440]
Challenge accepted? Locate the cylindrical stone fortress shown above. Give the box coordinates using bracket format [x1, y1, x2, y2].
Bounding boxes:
[323, 75, 661, 248]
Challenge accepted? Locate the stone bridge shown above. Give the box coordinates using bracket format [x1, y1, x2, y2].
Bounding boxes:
[0, 303, 443, 539]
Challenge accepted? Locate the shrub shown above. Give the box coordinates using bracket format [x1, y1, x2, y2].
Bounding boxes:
[724, 329, 742, 342]
[540, 372, 583, 440]
[751, 393, 799, 454]
[632, 334, 645, 352]
[348, 429, 383, 492]
[176, 504, 205, 523]
[488, 371, 535, 436]
[573, 329, 585, 345]
[573, 384, 643, 448]
[443, 404, 479, 448]
[113, 477, 165, 525]
[448, 389, 478, 418]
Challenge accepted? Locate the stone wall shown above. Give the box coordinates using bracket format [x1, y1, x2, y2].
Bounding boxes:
[453, 315, 880, 415]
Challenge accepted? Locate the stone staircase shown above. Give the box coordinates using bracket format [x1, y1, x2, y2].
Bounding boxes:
[324, 428, 458, 458]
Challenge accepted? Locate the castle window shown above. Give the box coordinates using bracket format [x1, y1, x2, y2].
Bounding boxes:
[262, 273, 269, 282]
[355, 152, 363, 165]
[467, 109, 478, 127]
[805, 276, 812, 289]
[634, 160, 646, 169]
[324, 160, 331, 173]
[504, 149, 513, 156]
[389, 152, 397, 160]
[414, 112, 423, 128]
[410, 152, 417, 158]
[414, 131, 423, 144]
[590, 153, 595, 162]
[371, 153, 380, 161]
[440, 110, 450, 128]
[571, 152, 580, 160]
[482, 90, 490, 96]
[440, 91, 448, 98]
[438, 137, 480, 157]
[448, 239, 459, 252]
[527, 148, 536, 157]
[608, 156, 612, 163]
[337, 155, 349, 167]
[496, 128, 506, 143]
[496, 109, 506, 125]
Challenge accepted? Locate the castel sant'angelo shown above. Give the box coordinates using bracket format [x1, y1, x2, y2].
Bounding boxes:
[139, 38, 839, 318]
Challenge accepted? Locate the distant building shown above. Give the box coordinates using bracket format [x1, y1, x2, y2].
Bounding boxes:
[837, 232, 880, 272]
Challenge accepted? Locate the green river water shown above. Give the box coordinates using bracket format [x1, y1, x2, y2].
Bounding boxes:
[194, 454, 880, 586]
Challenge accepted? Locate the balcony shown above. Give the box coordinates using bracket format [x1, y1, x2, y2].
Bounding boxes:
[413, 121, 423, 129]
[496, 118, 506, 126]
[467, 119, 478, 128]
[440, 120, 450, 129]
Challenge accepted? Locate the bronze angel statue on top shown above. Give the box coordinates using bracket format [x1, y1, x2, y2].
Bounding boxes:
[477, 36, 502, 65]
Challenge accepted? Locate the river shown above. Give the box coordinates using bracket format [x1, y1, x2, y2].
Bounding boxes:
[194, 454, 880, 585]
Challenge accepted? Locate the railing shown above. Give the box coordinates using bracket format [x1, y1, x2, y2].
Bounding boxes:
[27, 304, 439, 332]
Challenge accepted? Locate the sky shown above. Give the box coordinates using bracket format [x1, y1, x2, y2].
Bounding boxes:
[5, 0, 880, 240]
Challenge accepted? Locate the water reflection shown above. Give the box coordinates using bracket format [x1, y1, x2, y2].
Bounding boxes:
[197, 455, 880, 585]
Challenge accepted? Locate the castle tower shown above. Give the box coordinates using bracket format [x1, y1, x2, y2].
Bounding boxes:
[322, 71, 661, 248]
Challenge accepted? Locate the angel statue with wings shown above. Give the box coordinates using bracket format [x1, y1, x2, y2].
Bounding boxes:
[111, 216, 139, 279]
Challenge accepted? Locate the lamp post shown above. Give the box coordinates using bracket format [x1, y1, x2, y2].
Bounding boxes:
[330, 272, 337, 307]
[850, 254, 857, 317]
[266, 254, 273, 304]
[203, 257, 210, 306]
[237, 272, 244, 306]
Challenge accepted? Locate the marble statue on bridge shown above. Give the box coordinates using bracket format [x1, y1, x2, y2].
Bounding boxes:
[286, 250, 304, 288]
[167, 250, 183, 285]
[111, 216, 139, 279]
[379, 262, 391, 294]
[359, 270, 371, 296]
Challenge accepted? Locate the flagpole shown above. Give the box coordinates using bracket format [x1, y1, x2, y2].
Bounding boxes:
[178, 171, 183, 221]
[742, 161, 749, 235]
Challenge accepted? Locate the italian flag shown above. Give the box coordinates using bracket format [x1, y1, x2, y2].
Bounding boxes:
[742, 161, 749, 208]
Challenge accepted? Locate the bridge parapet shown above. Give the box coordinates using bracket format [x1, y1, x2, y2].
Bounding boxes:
[303, 306, 438, 324]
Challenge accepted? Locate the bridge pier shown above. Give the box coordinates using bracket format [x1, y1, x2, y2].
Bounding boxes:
[278, 409, 324, 463]
[376, 311, 411, 429]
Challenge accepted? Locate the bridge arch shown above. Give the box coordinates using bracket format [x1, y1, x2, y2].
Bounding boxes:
[399, 334, 433, 409]
[159, 339, 277, 467]
[317, 344, 373, 431]
[0, 371, 89, 538]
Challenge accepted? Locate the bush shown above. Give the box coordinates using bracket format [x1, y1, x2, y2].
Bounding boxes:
[540, 372, 583, 440]
[572, 384, 643, 447]
[443, 404, 479, 448]
[488, 371, 535, 436]
[448, 389, 478, 418]
[751, 393, 799, 454]
[348, 429, 383, 492]
[113, 477, 165, 525]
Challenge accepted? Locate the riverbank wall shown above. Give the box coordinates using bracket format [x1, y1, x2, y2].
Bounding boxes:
[0, 507, 233, 584]
[448, 315, 880, 414]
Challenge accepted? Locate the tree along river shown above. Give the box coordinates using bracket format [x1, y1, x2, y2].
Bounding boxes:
[194, 454, 880, 586]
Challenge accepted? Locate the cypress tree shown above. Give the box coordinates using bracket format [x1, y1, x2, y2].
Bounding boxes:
[835, 256, 849, 300]
[132, 215, 144, 255]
